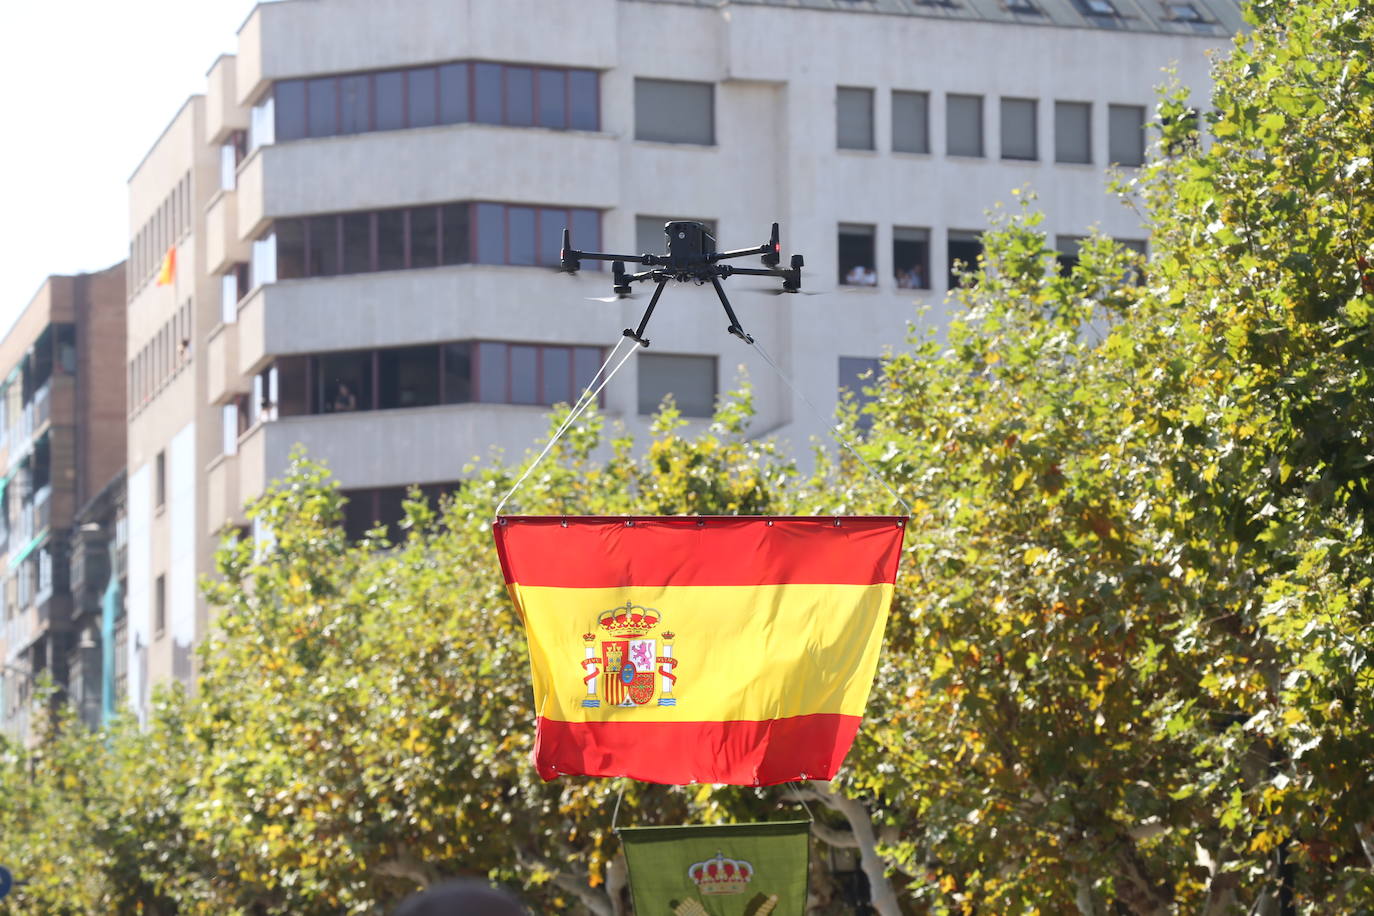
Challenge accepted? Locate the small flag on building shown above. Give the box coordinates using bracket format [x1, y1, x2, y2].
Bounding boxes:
[493, 515, 906, 785]
[156, 246, 176, 286]
[619, 820, 810, 916]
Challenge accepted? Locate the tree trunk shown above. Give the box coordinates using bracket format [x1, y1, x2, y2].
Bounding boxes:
[605, 849, 630, 916]
[1357, 822, 1374, 870]
[798, 781, 904, 916]
[1073, 873, 1108, 916]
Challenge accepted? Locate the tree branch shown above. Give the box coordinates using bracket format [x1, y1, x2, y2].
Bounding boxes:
[793, 782, 905, 916]
[1357, 822, 1374, 871]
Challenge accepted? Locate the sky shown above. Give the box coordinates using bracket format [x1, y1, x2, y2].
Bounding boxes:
[0, 0, 263, 333]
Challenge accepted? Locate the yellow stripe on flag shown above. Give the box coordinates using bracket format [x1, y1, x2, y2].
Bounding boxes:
[513, 582, 894, 723]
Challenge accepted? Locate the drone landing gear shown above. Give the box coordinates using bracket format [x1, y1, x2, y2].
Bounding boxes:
[622, 277, 754, 347]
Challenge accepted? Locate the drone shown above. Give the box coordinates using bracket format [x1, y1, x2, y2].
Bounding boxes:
[558, 220, 805, 347]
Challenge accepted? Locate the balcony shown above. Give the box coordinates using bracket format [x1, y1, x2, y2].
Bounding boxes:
[205, 191, 247, 276]
[236, 125, 618, 241]
[234, 265, 614, 377]
[205, 322, 239, 406]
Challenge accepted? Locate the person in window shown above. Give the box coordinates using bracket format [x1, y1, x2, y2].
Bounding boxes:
[845, 264, 878, 287]
[331, 380, 358, 413]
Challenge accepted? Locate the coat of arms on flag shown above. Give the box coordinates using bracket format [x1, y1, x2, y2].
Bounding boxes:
[581, 602, 680, 708]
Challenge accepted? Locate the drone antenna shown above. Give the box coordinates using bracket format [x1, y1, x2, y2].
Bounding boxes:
[559, 227, 580, 273]
[762, 222, 781, 268]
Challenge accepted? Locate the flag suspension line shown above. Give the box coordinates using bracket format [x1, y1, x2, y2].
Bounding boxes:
[493, 334, 643, 519]
[492, 329, 912, 518]
[609, 781, 815, 834]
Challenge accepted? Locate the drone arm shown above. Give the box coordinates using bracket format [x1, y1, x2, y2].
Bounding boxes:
[569, 251, 659, 265]
[709, 244, 771, 262]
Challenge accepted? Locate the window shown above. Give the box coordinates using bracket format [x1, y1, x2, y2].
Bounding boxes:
[375, 71, 405, 131]
[839, 356, 882, 431]
[635, 216, 716, 256]
[270, 203, 598, 278]
[1164, 0, 1203, 19]
[379, 346, 440, 409]
[893, 227, 931, 289]
[474, 341, 604, 406]
[272, 63, 598, 142]
[638, 353, 717, 417]
[317, 351, 373, 413]
[635, 78, 714, 145]
[442, 343, 473, 404]
[154, 574, 166, 638]
[275, 219, 306, 280]
[155, 451, 166, 509]
[1079, 0, 1117, 14]
[407, 68, 438, 128]
[221, 403, 239, 457]
[892, 90, 930, 154]
[1056, 235, 1086, 274]
[1108, 104, 1146, 166]
[1055, 101, 1092, 164]
[55, 324, 76, 374]
[947, 94, 984, 157]
[838, 224, 877, 287]
[251, 93, 277, 149]
[474, 63, 503, 124]
[251, 234, 277, 287]
[837, 87, 875, 151]
[947, 230, 984, 289]
[1000, 97, 1037, 160]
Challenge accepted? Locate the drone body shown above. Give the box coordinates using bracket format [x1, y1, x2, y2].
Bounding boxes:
[559, 220, 805, 347]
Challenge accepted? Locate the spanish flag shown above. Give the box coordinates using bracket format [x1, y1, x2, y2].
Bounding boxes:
[494, 516, 906, 786]
[155, 246, 176, 286]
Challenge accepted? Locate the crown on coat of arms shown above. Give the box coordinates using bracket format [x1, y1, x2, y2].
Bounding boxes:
[597, 601, 661, 636]
[688, 851, 753, 895]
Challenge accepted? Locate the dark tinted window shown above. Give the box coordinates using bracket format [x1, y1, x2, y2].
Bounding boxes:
[569, 70, 598, 130]
[508, 206, 536, 265]
[510, 345, 538, 404]
[893, 227, 930, 289]
[307, 77, 337, 137]
[275, 79, 307, 141]
[342, 212, 372, 273]
[570, 208, 600, 257]
[442, 342, 473, 403]
[477, 341, 506, 402]
[474, 203, 504, 263]
[408, 68, 438, 128]
[441, 204, 470, 265]
[507, 66, 534, 126]
[574, 347, 601, 393]
[541, 346, 571, 405]
[474, 63, 502, 124]
[379, 346, 440, 409]
[276, 219, 306, 280]
[411, 206, 439, 269]
[339, 75, 370, 134]
[377, 209, 405, 271]
[948, 230, 984, 289]
[538, 208, 565, 266]
[538, 69, 566, 128]
[375, 71, 405, 131]
[318, 351, 373, 412]
[308, 216, 339, 277]
[439, 63, 469, 124]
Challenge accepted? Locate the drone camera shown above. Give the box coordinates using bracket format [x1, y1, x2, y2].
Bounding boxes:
[664, 220, 715, 263]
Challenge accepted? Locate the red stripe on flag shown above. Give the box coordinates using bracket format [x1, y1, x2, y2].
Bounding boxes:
[495, 516, 906, 588]
[532, 714, 863, 785]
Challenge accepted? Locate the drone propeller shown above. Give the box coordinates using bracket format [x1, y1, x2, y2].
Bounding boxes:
[586, 292, 637, 303]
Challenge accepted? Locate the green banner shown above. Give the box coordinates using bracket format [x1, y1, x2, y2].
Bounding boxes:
[619, 821, 809, 916]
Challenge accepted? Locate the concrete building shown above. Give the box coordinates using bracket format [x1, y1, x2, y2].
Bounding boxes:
[122, 0, 1240, 719]
[0, 265, 127, 739]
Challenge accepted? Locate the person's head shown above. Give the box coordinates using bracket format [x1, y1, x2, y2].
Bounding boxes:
[393, 880, 525, 916]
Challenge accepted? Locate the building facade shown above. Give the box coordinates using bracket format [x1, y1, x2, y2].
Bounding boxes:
[122, 0, 1240, 718]
[0, 265, 127, 739]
